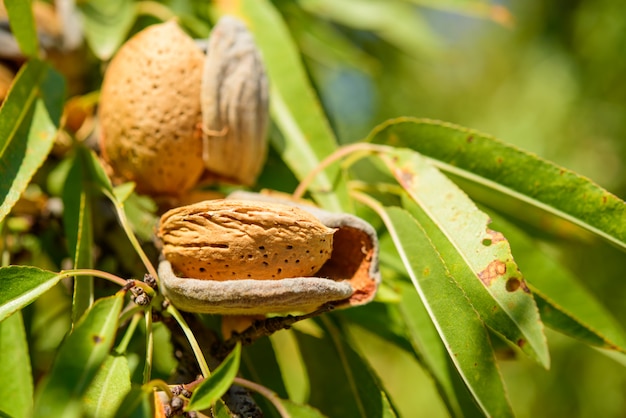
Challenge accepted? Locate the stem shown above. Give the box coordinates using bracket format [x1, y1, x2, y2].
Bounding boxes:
[292, 143, 389, 201]
[58, 268, 127, 287]
[143, 308, 154, 384]
[104, 191, 159, 282]
[116, 312, 142, 354]
[119, 304, 145, 326]
[144, 379, 173, 399]
[166, 304, 211, 378]
[233, 377, 291, 418]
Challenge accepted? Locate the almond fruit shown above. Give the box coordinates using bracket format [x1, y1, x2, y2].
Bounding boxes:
[158, 199, 335, 281]
[200, 16, 269, 186]
[99, 21, 205, 196]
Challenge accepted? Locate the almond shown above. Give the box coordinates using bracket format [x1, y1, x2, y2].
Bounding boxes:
[99, 21, 205, 196]
[200, 16, 269, 186]
[158, 199, 335, 281]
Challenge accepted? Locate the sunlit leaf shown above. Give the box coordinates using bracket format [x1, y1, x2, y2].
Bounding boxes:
[0, 60, 65, 223]
[83, 354, 131, 418]
[0, 266, 61, 322]
[0, 312, 33, 418]
[368, 118, 626, 250]
[223, 0, 347, 212]
[77, 0, 135, 60]
[113, 183, 135, 204]
[295, 316, 397, 417]
[187, 342, 241, 411]
[376, 148, 549, 367]
[4, 0, 39, 56]
[395, 281, 484, 418]
[359, 199, 513, 417]
[34, 293, 125, 418]
[491, 213, 626, 354]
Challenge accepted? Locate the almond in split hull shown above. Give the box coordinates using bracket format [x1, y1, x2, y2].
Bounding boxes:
[158, 199, 335, 281]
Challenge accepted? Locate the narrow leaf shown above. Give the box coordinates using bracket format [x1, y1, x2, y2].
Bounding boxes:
[241, 336, 289, 398]
[77, 0, 135, 60]
[83, 354, 131, 418]
[0, 60, 65, 223]
[295, 316, 397, 418]
[34, 293, 125, 418]
[226, 0, 347, 211]
[396, 281, 485, 418]
[63, 149, 95, 323]
[491, 213, 626, 353]
[187, 342, 242, 412]
[4, 0, 39, 57]
[0, 311, 33, 418]
[377, 148, 549, 367]
[364, 201, 513, 417]
[0, 265, 61, 321]
[368, 117, 626, 250]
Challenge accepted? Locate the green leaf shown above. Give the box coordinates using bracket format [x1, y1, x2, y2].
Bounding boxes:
[490, 213, 626, 353]
[0, 311, 33, 418]
[339, 301, 417, 358]
[83, 354, 131, 418]
[232, 0, 347, 212]
[396, 281, 484, 418]
[0, 60, 65, 223]
[187, 342, 242, 412]
[82, 147, 115, 195]
[77, 0, 136, 60]
[121, 192, 158, 241]
[294, 316, 397, 418]
[377, 148, 549, 368]
[34, 293, 125, 418]
[0, 266, 61, 322]
[63, 149, 95, 323]
[113, 183, 135, 204]
[4, 0, 39, 57]
[368, 117, 626, 250]
[365, 202, 513, 417]
[241, 335, 289, 397]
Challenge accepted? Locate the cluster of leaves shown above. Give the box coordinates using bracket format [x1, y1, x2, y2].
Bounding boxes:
[0, 0, 625, 417]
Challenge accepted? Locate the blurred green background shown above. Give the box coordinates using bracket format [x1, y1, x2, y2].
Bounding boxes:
[270, 0, 626, 416]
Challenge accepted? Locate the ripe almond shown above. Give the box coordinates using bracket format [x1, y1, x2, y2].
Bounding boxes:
[200, 16, 269, 186]
[158, 199, 335, 281]
[99, 21, 205, 196]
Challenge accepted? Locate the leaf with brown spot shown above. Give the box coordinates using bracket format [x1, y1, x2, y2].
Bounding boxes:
[377, 149, 549, 368]
[358, 201, 513, 417]
[369, 117, 626, 251]
[490, 211, 626, 357]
